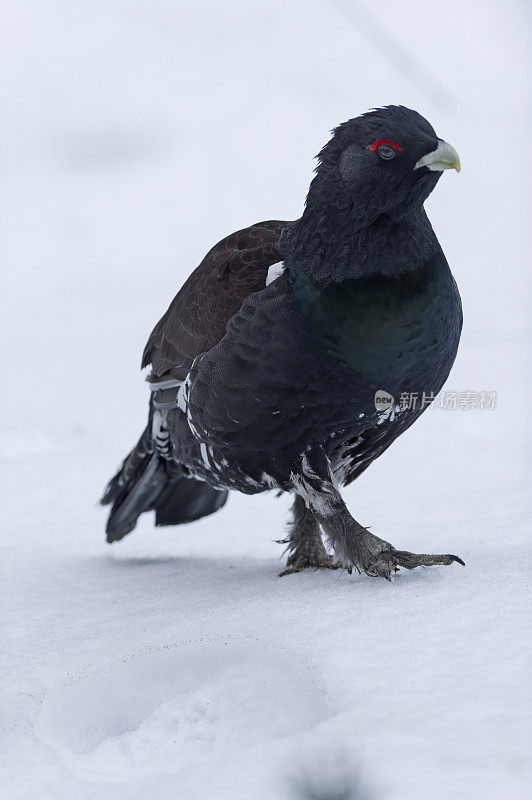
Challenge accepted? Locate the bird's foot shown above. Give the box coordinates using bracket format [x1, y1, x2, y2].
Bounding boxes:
[366, 548, 464, 581]
[279, 553, 343, 577]
[352, 530, 465, 581]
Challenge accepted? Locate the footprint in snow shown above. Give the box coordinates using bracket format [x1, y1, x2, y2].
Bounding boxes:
[35, 641, 327, 784]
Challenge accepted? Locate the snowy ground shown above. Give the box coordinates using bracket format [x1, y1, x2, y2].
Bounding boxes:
[1, 1, 531, 798]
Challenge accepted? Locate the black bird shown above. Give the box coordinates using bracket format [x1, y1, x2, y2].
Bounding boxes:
[102, 105, 464, 581]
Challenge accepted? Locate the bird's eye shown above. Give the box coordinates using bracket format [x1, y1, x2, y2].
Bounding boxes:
[377, 144, 396, 160]
[368, 138, 401, 159]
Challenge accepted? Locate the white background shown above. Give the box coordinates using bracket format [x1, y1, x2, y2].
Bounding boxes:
[1, 1, 531, 798]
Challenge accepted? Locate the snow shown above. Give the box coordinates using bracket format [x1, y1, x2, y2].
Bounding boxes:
[34, 643, 327, 785]
[1, 1, 531, 799]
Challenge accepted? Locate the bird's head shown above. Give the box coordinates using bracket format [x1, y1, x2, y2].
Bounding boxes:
[309, 105, 460, 224]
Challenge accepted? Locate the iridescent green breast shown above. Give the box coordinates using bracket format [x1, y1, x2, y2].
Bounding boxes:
[290, 254, 460, 384]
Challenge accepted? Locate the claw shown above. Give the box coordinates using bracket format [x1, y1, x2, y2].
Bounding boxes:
[448, 554, 465, 566]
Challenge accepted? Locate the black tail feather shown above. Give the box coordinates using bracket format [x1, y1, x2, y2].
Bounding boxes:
[101, 425, 153, 509]
[154, 478, 228, 527]
[103, 453, 167, 542]
[101, 428, 228, 543]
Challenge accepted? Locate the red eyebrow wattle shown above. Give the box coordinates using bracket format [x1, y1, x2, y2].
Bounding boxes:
[369, 138, 402, 152]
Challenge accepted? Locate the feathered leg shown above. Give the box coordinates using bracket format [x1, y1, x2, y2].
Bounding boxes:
[316, 491, 463, 580]
[291, 449, 464, 581]
[279, 494, 340, 576]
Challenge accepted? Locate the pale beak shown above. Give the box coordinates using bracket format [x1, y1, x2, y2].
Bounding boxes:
[414, 140, 461, 173]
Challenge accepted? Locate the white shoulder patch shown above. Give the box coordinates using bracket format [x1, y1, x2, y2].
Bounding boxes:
[265, 262, 285, 286]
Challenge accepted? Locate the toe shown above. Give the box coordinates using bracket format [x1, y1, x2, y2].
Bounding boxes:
[279, 554, 343, 576]
[392, 549, 465, 570]
[365, 556, 397, 581]
[279, 566, 304, 577]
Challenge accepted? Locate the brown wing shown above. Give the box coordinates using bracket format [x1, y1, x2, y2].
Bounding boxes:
[142, 220, 290, 377]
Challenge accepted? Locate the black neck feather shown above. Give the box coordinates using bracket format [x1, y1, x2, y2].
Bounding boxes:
[279, 186, 441, 285]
